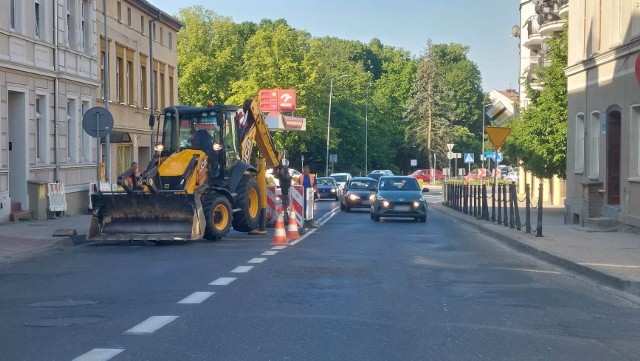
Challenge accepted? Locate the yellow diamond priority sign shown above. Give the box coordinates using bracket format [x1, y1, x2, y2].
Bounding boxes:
[485, 127, 511, 151]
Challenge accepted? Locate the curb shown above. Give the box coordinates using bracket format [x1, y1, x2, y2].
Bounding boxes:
[432, 204, 640, 298]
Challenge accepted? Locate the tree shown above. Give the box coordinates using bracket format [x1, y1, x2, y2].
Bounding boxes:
[505, 26, 567, 179]
[176, 6, 244, 105]
[405, 41, 485, 171]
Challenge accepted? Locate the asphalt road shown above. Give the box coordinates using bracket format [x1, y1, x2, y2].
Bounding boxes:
[2, 195, 640, 360]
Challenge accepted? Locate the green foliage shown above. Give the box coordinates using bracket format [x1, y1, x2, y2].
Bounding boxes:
[405, 41, 484, 170]
[506, 26, 567, 179]
[175, 8, 489, 176]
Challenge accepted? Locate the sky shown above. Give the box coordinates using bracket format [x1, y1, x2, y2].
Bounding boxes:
[148, 0, 521, 92]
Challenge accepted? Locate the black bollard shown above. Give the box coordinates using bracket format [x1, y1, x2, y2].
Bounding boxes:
[509, 183, 515, 228]
[525, 184, 531, 233]
[502, 184, 509, 227]
[513, 182, 522, 230]
[491, 183, 496, 223]
[496, 183, 502, 224]
[536, 183, 543, 237]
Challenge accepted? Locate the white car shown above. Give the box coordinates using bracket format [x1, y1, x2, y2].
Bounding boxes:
[329, 172, 352, 196]
[266, 168, 301, 188]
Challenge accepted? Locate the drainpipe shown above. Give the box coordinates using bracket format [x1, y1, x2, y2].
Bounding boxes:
[53, 0, 60, 181]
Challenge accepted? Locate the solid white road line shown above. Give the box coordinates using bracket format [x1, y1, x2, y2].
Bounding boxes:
[125, 316, 179, 335]
[178, 292, 215, 304]
[73, 348, 124, 361]
[209, 277, 237, 286]
[580, 263, 640, 269]
[248, 257, 267, 264]
[261, 251, 278, 256]
[231, 266, 254, 273]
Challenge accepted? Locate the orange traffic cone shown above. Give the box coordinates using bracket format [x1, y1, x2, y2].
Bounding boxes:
[271, 211, 288, 245]
[286, 211, 300, 241]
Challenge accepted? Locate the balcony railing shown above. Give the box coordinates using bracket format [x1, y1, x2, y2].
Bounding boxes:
[526, 15, 540, 39]
[535, 0, 568, 26]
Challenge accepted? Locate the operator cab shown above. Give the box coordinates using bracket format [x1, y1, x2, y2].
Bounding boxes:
[160, 105, 244, 171]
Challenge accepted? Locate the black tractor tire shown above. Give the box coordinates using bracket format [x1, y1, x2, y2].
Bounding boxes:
[232, 175, 260, 232]
[203, 192, 232, 240]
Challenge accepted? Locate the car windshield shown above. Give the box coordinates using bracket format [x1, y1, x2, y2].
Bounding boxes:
[349, 180, 376, 189]
[331, 175, 348, 182]
[379, 178, 419, 191]
[317, 177, 336, 186]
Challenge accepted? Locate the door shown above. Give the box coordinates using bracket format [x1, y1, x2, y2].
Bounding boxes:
[606, 110, 621, 205]
[8, 90, 28, 209]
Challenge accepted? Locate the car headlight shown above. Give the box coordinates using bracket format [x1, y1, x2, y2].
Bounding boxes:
[330, 189, 336, 193]
[348, 194, 359, 201]
[413, 201, 420, 208]
[381, 200, 390, 208]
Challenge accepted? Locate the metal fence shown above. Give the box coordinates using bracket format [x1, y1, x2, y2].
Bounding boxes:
[444, 182, 545, 237]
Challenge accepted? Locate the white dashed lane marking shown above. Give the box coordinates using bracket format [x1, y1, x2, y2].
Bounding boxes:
[72, 348, 124, 361]
[209, 277, 236, 286]
[125, 316, 179, 335]
[178, 292, 215, 304]
[231, 266, 254, 273]
[248, 257, 267, 264]
[271, 246, 287, 250]
[261, 251, 278, 256]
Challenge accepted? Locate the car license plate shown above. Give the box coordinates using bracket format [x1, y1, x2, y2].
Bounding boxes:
[394, 205, 410, 212]
[361, 200, 370, 205]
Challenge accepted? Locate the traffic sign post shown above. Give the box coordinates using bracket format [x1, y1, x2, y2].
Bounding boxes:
[82, 107, 114, 183]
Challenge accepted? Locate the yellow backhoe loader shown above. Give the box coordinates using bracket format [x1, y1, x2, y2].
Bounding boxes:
[88, 99, 283, 241]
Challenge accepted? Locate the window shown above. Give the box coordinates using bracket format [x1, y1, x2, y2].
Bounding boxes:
[100, 48, 106, 99]
[116, 56, 124, 102]
[169, 73, 174, 105]
[36, 95, 48, 163]
[127, 7, 131, 27]
[80, 0, 89, 51]
[152, 22, 156, 41]
[168, 32, 173, 50]
[66, 0, 74, 46]
[67, 99, 78, 163]
[35, 1, 41, 38]
[160, 27, 163, 45]
[633, 106, 640, 177]
[140, 60, 148, 108]
[153, 68, 158, 111]
[575, 114, 585, 173]
[10, 0, 21, 31]
[117, 1, 121, 22]
[141, 15, 145, 34]
[127, 60, 134, 105]
[81, 101, 92, 162]
[160, 71, 165, 110]
[588, 112, 600, 179]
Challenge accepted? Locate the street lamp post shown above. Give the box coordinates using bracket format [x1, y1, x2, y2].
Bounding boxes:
[326, 74, 349, 177]
[481, 103, 493, 170]
[365, 82, 372, 175]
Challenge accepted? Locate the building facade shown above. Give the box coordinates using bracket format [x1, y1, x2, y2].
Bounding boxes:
[516, 0, 568, 206]
[565, 0, 640, 229]
[97, 0, 181, 185]
[0, 0, 180, 221]
[1, 0, 100, 219]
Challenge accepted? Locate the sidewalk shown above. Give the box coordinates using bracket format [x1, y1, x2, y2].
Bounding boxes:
[433, 202, 640, 297]
[1, 202, 640, 299]
[0, 214, 91, 264]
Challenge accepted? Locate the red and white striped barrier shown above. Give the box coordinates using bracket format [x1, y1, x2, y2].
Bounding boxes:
[266, 186, 278, 222]
[291, 185, 304, 228]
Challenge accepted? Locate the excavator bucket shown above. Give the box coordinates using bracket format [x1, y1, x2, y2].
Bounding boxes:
[87, 192, 206, 242]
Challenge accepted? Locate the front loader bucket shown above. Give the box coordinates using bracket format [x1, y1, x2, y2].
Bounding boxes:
[88, 192, 205, 242]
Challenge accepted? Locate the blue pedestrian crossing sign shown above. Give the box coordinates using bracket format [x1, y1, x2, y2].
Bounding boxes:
[492, 152, 503, 163]
[464, 153, 474, 164]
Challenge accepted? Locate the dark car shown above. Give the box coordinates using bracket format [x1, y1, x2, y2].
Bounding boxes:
[370, 176, 428, 222]
[316, 177, 340, 200]
[340, 177, 378, 212]
[367, 169, 394, 181]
